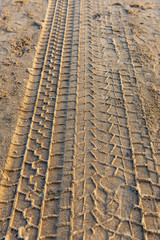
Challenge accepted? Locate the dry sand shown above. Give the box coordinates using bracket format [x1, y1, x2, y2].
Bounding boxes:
[0, 0, 48, 178]
[0, 0, 160, 239]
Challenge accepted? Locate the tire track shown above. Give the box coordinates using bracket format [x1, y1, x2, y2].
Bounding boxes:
[0, 0, 160, 239]
[0, 0, 69, 239]
[71, 0, 141, 239]
[38, 0, 80, 239]
[10, 0, 70, 238]
[71, 0, 160, 239]
[116, 5, 160, 239]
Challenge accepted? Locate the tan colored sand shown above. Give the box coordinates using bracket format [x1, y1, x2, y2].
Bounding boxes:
[0, 0, 160, 239]
[0, 0, 48, 178]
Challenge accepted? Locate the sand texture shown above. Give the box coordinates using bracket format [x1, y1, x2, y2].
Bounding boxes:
[0, 0, 160, 239]
[0, 0, 48, 176]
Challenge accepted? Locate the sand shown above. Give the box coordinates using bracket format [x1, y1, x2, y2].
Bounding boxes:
[0, 0, 160, 239]
[0, 0, 48, 178]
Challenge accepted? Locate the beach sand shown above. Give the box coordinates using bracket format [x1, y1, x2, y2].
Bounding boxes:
[0, 0, 160, 239]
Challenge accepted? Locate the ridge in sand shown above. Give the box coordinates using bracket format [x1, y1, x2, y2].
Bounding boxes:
[0, 0, 160, 239]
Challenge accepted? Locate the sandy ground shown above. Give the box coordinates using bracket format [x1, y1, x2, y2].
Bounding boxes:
[0, 0, 48, 177]
[0, 0, 160, 239]
[1, 0, 159, 171]
[126, 0, 160, 154]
